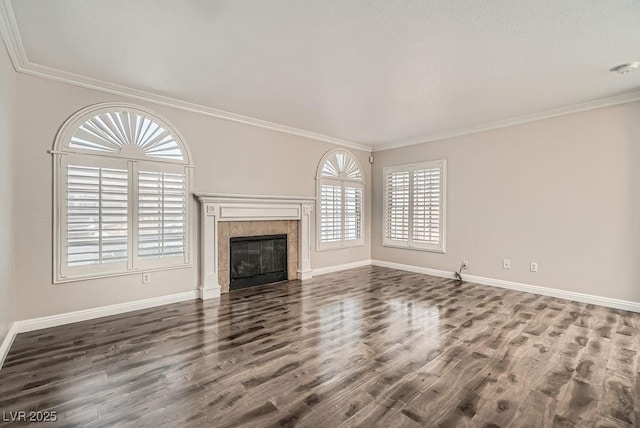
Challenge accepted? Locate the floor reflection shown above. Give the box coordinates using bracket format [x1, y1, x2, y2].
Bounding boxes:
[3, 266, 638, 427]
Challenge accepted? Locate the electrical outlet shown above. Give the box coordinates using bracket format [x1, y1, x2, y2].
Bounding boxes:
[530, 262, 538, 272]
[503, 259, 511, 270]
[462, 260, 469, 269]
[142, 272, 151, 284]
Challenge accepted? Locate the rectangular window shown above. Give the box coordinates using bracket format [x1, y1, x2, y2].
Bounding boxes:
[383, 160, 446, 252]
[57, 155, 190, 282]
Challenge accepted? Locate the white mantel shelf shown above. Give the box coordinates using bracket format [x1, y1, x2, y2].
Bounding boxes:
[195, 193, 315, 300]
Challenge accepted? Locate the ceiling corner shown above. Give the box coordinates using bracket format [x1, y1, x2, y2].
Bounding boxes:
[0, 0, 27, 72]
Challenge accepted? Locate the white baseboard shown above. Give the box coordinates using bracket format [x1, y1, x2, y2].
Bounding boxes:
[5, 257, 639, 370]
[0, 322, 17, 369]
[313, 259, 372, 276]
[371, 260, 456, 280]
[13, 290, 199, 334]
[371, 260, 640, 313]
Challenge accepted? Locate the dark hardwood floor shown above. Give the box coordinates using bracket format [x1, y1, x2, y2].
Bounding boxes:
[1, 266, 639, 427]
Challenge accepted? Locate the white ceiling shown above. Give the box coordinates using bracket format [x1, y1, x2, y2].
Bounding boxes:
[7, 0, 640, 149]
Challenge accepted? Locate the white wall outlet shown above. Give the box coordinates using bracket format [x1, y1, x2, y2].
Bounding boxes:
[462, 260, 469, 269]
[503, 259, 511, 270]
[530, 262, 538, 272]
[142, 272, 151, 284]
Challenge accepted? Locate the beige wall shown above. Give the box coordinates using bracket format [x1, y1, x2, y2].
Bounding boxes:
[12, 65, 639, 321]
[372, 101, 640, 302]
[0, 41, 16, 339]
[14, 74, 371, 320]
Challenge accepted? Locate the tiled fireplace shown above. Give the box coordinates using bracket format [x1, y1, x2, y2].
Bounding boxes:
[195, 193, 315, 299]
[219, 220, 298, 292]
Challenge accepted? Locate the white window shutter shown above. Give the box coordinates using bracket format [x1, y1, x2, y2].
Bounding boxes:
[412, 167, 441, 245]
[383, 160, 446, 252]
[384, 170, 410, 242]
[54, 104, 193, 283]
[316, 149, 365, 250]
[344, 185, 363, 241]
[69, 111, 185, 161]
[138, 171, 186, 259]
[66, 165, 129, 267]
[320, 184, 342, 242]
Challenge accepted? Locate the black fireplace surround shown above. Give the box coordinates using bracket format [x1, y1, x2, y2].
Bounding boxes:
[230, 234, 288, 290]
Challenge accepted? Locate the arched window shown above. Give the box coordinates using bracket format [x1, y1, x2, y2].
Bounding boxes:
[52, 103, 193, 282]
[316, 149, 364, 250]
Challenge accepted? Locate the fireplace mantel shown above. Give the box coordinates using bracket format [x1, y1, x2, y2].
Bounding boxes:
[195, 193, 316, 300]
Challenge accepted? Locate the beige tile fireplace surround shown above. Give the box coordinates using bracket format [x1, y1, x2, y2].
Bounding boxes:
[217, 220, 298, 293]
[196, 193, 315, 299]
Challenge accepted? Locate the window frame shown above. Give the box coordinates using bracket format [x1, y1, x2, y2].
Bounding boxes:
[52, 103, 193, 284]
[382, 159, 447, 253]
[316, 149, 365, 251]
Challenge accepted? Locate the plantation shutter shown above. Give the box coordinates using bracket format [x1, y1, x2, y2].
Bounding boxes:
[316, 150, 365, 250]
[412, 167, 442, 245]
[54, 105, 193, 283]
[320, 184, 342, 242]
[384, 170, 410, 242]
[66, 164, 128, 267]
[138, 170, 187, 260]
[383, 160, 446, 252]
[344, 185, 363, 240]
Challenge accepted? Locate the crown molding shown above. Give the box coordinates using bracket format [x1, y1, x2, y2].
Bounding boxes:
[373, 90, 640, 151]
[3, 0, 640, 155]
[0, 0, 25, 70]
[0, 0, 371, 153]
[17, 61, 372, 152]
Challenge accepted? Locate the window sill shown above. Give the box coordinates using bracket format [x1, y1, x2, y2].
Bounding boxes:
[382, 243, 446, 254]
[54, 263, 193, 284]
[316, 241, 366, 252]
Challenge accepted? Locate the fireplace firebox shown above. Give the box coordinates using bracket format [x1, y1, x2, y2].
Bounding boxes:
[229, 234, 288, 290]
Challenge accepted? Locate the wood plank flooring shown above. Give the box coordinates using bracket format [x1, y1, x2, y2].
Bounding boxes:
[1, 266, 639, 427]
